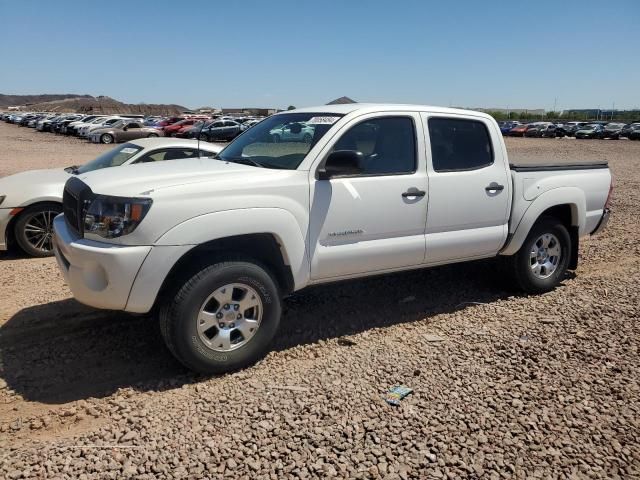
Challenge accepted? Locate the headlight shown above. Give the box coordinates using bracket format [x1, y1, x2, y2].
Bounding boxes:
[83, 195, 152, 239]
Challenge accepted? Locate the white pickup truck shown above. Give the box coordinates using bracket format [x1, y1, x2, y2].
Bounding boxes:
[52, 104, 612, 373]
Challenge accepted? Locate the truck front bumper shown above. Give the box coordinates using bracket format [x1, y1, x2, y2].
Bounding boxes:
[590, 208, 610, 235]
[52, 214, 151, 311]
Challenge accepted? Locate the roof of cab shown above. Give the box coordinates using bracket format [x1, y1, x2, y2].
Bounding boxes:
[286, 103, 494, 119]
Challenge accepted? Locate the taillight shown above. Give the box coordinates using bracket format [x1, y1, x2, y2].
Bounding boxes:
[604, 179, 614, 209]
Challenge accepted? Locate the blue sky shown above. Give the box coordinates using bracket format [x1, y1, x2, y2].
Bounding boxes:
[0, 0, 638, 110]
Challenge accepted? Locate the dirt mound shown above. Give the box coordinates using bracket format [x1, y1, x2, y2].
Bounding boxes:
[28, 95, 187, 116]
[0, 94, 92, 107]
[2, 94, 187, 116]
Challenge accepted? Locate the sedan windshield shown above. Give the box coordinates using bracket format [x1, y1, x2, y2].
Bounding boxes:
[74, 143, 143, 174]
[217, 112, 343, 170]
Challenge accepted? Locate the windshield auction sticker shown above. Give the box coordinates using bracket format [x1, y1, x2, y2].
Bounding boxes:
[121, 148, 138, 154]
[307, 116, 341, 125]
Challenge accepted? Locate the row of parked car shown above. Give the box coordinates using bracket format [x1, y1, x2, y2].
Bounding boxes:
[1, 112, 266, 144]
[498, 120, 640, 140]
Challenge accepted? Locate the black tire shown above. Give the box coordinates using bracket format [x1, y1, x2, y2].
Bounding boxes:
[14, 203, 62, 257]
[159, 259, 282, 374]
[507, 216, 571, 294]
[100, 133, 114, 144]
[147, 133, 159, 138]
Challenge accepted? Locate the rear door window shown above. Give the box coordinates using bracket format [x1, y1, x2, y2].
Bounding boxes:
[428, 118, 493, 172]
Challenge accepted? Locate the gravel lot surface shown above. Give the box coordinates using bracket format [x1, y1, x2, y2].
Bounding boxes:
[1, 121, 639, 479]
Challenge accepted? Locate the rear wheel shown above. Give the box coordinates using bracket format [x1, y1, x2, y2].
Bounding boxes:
[14, 203, 62, 257]
[159, 259, 282, 374]
[147, 133, 159, 138]
[507, 217, 571, 294]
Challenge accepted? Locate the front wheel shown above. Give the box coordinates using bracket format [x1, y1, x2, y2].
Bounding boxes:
[100, 133, 114, 144]
[507, 217, 571, 294]
[14, 203, 62, 257]
[159, 259, 282, 374]
[147, 133, 159, 138]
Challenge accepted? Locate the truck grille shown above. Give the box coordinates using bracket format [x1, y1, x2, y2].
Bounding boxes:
[63, 177, 94, 235]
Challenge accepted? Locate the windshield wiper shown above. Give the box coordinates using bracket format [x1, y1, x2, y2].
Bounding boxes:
[222, 157, 264, 168]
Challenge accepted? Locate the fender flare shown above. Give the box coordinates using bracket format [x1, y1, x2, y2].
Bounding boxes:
[126, 208, 309, 313]
[500, 187, 585, 256]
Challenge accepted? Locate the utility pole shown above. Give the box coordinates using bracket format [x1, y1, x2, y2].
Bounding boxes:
[612, 102, 615, 121]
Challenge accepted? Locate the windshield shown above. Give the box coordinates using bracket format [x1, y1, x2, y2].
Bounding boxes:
[581, 125, 596, 130]
[605, 123, 624, 129]
[75, 143, 143, 174]
[217, 112, 343, 170]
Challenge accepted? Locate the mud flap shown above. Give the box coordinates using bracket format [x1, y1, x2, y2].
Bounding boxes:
[569, 227, 579, 270]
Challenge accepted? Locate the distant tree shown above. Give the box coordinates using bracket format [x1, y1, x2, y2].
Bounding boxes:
[545, 111, 560, 120]
[287, 105, 296, 110]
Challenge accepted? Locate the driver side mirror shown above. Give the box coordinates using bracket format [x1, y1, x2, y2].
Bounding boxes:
[318, 150, 364, 180]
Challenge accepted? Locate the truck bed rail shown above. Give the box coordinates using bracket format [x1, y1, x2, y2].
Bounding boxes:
[509, 162, 608, 172]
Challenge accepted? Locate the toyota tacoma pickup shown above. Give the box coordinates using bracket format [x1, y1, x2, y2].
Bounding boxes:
[52, 104, 612, 373]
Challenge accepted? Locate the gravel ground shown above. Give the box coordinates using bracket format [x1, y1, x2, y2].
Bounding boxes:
[0, 121, 639, 479]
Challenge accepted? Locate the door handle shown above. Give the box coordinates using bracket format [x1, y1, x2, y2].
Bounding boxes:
[402, 189, 426, 198]
[485, 184, 504, 192]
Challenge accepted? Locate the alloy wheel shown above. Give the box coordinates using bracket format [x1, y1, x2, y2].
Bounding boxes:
[196, 283, 263, 352]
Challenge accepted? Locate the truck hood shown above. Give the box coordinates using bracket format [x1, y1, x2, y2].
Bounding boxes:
[0, 168, 71, 207]
[76, 158, 268, 197]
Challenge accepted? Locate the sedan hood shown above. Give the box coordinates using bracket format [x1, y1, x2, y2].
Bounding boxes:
[0, 168, 71, 207]
[75, 158, 268, 197]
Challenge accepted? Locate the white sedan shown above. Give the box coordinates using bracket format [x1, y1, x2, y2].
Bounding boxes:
[0, 138, 223, 257]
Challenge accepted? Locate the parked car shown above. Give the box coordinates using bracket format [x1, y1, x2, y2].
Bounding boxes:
[78, 116, 124, 137]
[243, 119, 263, 129]
[557, 122, 588, 137]
[508, 123, 536, 136]
[599, 123, 627, 139]
[53, 115, 85, 134]
[89, 120, 164, 144]
[619, 123, 640, 138]
[498, 121, 520, 135]
[198, 120, 245, 141]
[52, 104, 613, 374]
[269, 122, 315, 143]
[36, 115, 63, 131]
[0, 138, 223, 257]
[628, 126, 640, 140]
[63, 115, 103, 135]
[524, 122, 556, 138]
[163, 119, 201, 137]
[175, 120, 212, 138]
[575, 124, 605, 139]
[154, 117, 185, 129]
